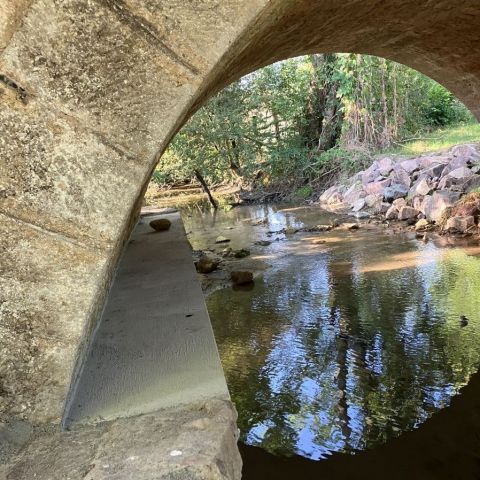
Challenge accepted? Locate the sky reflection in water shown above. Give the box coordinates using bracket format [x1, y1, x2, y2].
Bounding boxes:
[187, 204, 480, 460]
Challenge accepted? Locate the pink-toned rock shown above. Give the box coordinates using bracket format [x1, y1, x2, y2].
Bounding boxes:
[418, 155, 449, 169]
[352, 198, 366, 212]
[410, 178, 432, 197]
[438, 167, 474, 189]
[419, 195, 433, 215]
[400, 159, 420, 174]
[327, 192, 344, 205]
[449, 166, 474, 180]
[461, 175, 480, 193]
[375, 202, 391, 214]
[445, 215, 476, 233]
[385, 205, 398, 220]
[421, 163, 446, 178]
[391, 165, 411, 188]
[451, 144, 480, 162]
[377, 157, 395, 176]
[343, 183, 365, 204]
[437, 176, 455, 190]
[320, 185, 342, 203]
[412, 196, 425, 212]
[442, 158, 470, 177]
[362, 161, 380, 185]
[398, 206, 420, 220]
[319, 186, 334, 203]
[364, 178, 391, 195]
[365, 194, 382, 208]
[425, 191, 461, 222]
[393, 198, 407, 209]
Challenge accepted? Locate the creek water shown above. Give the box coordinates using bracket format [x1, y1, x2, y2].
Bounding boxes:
[183, 203, 480, 477]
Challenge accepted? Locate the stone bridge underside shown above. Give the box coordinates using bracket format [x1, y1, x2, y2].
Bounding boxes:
[1, 0, 480, 436]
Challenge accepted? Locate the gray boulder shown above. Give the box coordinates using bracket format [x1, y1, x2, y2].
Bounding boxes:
[390, 165, 411, 188]
[398, 206, 420, 220]
[385, 205, 398, 220]
[362, 161, 380, 185]
[383, 183, 408, 202]
[352, 198, 366, 212]
[400, 158, 420, 174]
[425, 191, 462, 222]
[445, 216, 476, 233]
[410, 178, 432, 197]
[365, 194, 383, 208]
[421, 163, 446, 178]
[378, 157, 396, 176]
[461, 174, 480, 193]
[343, 183, 366, 204]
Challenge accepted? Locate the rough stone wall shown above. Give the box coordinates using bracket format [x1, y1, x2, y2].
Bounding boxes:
[0, 0, 268, 425]
[1, 0, 480, 426]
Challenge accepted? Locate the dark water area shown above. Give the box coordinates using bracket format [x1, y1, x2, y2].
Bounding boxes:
[184, 204, 480, 478]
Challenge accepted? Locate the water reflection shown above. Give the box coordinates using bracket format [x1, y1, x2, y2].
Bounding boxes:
[187, 205, 480, 460]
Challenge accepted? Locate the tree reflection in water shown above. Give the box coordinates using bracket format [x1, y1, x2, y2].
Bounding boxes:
[208, 231, 480, 460]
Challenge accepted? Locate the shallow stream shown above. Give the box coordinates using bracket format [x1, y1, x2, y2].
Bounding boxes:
[183, 204, 480, 475]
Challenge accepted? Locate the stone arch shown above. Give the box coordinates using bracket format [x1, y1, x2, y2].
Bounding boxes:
[1, 0, 479, 426]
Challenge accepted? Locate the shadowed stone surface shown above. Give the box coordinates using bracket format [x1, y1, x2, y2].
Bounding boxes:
[1, 399, 241, 480]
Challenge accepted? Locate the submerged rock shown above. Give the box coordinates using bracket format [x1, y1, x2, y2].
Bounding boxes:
[231, 271, 254, 285]
[255, 240, 271, 247]
[342, 223, 360, 231]
[150, 219, 172, 232]
[196, 256, 219, 274]
[460, 315, 469, 327]
[215, 236, 231, 244]
[309, 224, 333, 232]
[233, 249, 251, 258]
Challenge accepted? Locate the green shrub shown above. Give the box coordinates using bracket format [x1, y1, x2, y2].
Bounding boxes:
[294, 185, 313, 198]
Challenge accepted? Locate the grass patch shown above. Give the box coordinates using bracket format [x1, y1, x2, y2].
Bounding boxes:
[388, 122, 480, 157]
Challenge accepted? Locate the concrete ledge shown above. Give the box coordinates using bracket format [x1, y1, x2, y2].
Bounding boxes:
[65, 212, 229, 425]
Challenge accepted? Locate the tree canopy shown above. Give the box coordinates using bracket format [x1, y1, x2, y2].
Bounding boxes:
[154, 54, 473, 193]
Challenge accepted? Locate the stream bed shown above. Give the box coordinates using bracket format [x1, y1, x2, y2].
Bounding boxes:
[183, 203, 480, 476]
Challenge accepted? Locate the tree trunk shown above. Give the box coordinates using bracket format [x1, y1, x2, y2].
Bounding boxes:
[303, 54, 343, 152]
[194, 169, 218, 209]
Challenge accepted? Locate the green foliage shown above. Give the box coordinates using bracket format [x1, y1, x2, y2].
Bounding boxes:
[293, 185, 313, 199]
[154, 54, 476, 191]
[388, 122, 480, 156]
[425, 84, 455, 126]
